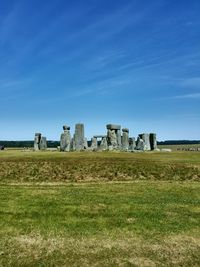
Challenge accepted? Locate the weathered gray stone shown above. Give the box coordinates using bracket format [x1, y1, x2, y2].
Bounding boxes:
[70, 138, 75, 151]
[93, 135, 106, 139]
[40, 137, 47, 151]
[84, 138, 88, 149]
[122, 128, 129, 151]
[91, 137, 98, 151]
[106, 124, 121, 149]
[74, 123, 85, 151]
[122, 128, 129, 133]
[107, 129, 118, 149]
[106, 124, 121, 130]
[34, 133, 41, 151]
[139, 133, 151, 151]
[108, 145, 114, 151]
[150, 133, 157, 150]
[117, 129, 122, 149]
[136, 136, 145, 150]
[129, 137, 136, 151]
[63, 125, 70, 131]
[99, 137, 108, 150]
[60, 125, 71, 152]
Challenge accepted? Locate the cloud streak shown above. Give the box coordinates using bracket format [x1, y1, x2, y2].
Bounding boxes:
[163, 93, 200, 100]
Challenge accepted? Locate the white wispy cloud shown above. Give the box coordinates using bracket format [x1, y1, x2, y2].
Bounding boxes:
[163, 93, 200, 100]
[69, 76, 132, 97]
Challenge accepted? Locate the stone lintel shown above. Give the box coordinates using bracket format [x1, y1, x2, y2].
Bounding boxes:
[122, 128, 129, 133]
[106, 124, 121, 130]
[63, 125, 70, 130]
[35, 133, 41, 136]
[93, 135, 106, 139]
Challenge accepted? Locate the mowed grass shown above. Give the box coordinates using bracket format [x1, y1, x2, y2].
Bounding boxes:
[0, 182, 200, 266]
[0, 150, 200, 266]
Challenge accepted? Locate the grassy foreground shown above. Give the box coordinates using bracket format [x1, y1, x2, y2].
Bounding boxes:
[0, 182, 199, 266]
[0, 150, 200, 266]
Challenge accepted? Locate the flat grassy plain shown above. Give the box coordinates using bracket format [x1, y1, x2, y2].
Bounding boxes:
[0, 150, 200, 266]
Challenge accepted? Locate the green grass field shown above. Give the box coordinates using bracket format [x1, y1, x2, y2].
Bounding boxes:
[0, 150, 200, 266]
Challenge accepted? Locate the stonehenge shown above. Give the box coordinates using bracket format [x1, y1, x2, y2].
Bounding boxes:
[74, 123, 85, 151]
[99, 136, 108, 150]
[136, 136, 145, 150]
[34, 133, 41, 151]
[150, 133, 157, 150]
[139, 133, 151, 151]
[129, 137, 136, 151]
[34, 123, 158, 152]
[40, 137, 47, 151]
[91, 137, 98, 151]
[60, 125, 71, 152]
[106, 124, 121, 150]
[122, 128, 129, 151]
[34, 133, 47, 151]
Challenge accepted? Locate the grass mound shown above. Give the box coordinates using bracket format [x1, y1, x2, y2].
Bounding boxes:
[0, 150, 200, 183]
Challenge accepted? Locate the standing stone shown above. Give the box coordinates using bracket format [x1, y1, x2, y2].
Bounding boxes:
[40, 137, 47, 151]
[116, 129, 122, 149]
[100, 136, 108, 150]
[84, 138, 88, 149]
[121, 128, 129, 151]
[60, 125, 71, 152]
[106, 124, 121, 149]
[136, 136, 145, 150]
[70, 138, 75, 151]
[91, 137, 98, 151]
[74, 123, 85, 151]
[150, 133, 157, 150]
[34, 133, 41, 151]
[139, 133, 151, 151]
[129, 137, 136, 151]
[107, 129, 118, 149]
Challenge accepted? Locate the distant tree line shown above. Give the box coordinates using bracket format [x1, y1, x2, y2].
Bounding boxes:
[158, 140, 200, 145]
[0, 141, 60, 148]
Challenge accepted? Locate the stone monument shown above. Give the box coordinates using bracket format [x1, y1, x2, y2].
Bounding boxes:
[74, 123, 85, 151]
[60, 125, 71, 152]
[129, 137, 136, 151]
[34, 133, 47, 151]
[34, 133, 41, 151]
[106, 124, 121, 150]
[139, 133, 151, 151]
[99, 136, 108, 150]
[40, 136, 47, 151]
[121, 128, 129, 151]
[150, 133, 157, 150]
[136, 136, 145, 150]
[91, 137, 98, 151]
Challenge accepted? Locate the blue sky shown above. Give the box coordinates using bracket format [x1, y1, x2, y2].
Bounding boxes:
[0, 0, 200, 140]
